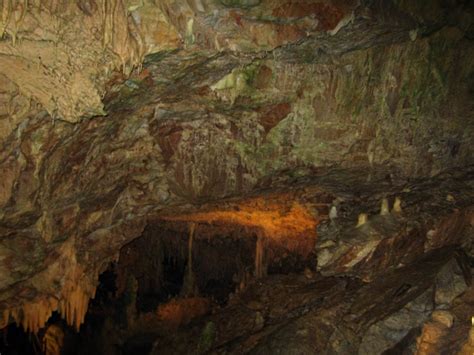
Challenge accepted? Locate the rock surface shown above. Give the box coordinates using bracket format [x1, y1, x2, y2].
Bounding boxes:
[0, 0, 473, 342]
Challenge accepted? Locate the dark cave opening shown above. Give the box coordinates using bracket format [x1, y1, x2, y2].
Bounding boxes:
[41, 220, 317, 354]
[117, 221, 316, 309]
[0, 219, 318, 355]
[0, 323, 37, 355]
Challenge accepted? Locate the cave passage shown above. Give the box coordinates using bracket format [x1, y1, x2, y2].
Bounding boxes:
[2, 177, 473, 355]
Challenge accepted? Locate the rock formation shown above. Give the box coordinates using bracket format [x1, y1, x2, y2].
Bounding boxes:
[0, 0, 473, 353]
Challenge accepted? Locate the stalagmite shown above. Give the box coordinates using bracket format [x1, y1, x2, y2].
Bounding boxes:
[392, 197, 402, 213]
[356, 213, 368, 227]
[329, 205, 338, 221]
[43, 324, 64, 355]
[380, 198, 389, 215]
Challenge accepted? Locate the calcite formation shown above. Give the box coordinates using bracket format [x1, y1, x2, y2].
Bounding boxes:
[42, 324, 65, 355]
[162, 195, 318, 248]
[0, 0, 473, 346]
[0, 1, 183, 122]
[0, 237, 97, 332]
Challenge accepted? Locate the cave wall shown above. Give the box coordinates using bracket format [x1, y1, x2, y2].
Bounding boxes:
[158, 27, 474, 198]
[0, 0, 472, 333]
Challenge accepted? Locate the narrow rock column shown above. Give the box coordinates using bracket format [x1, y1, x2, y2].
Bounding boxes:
[255, 235, 266, 279]
[181, 222, 197, 296]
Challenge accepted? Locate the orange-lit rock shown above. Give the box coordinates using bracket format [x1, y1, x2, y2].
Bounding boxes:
[0, 237, 98, 333]
[157, 194, 320, 281]
[42, 324, 65, 355]
[162, 197, 318, 241]
[161, 195, 319, 260]
[156, 297, 210, 329]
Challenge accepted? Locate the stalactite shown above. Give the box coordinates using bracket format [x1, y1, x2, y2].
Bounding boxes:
[17, 300, 57, 333]
[188, 222, 195, 274]
[64, 281, 97, 331]
[0, 309, 9, 329]
[0, 0, 12, 39]
[255, 234, 266, 279]
[98, 0, 145, 75]
[3, 279, 96, 334]
[5, 297, 58, 334]
[11, 0, 28, 45]
[1, 258, 98, 334]
[181, 222, 197, 296]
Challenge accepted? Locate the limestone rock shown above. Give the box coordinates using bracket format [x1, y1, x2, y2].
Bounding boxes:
[0, 0, 472, 336]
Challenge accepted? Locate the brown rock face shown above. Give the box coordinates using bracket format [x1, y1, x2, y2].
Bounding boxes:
[257, 103, 292, 134]
[0, 1, 473, 351]
[272, 1, 351, 31]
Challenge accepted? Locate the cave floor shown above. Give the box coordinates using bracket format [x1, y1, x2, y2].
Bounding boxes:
[109, 248, 468, 354]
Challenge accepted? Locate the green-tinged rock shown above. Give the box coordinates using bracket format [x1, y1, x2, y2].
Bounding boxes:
[198, 321, 217, 353]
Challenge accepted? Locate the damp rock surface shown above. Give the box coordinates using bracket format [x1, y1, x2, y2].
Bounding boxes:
[0, 0, 473, 351]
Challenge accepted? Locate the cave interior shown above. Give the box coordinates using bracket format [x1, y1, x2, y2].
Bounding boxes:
[0, 0, 473, 354]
